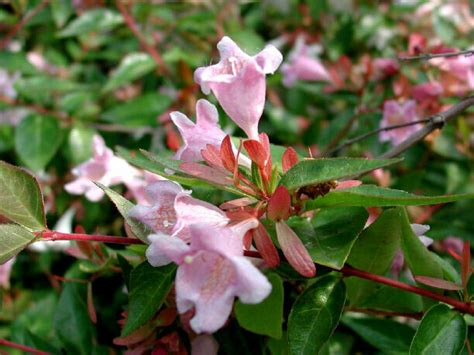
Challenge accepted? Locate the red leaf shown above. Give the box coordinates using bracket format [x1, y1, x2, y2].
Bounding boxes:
[253, 223, 280, 268]
[180, 162, 232, 185]
[267, 186, 291, 221]
[220, 135, 236, 172]
[462, 240, 471, 288]
[282, 147, 298, 173]
[243, 139, 267, 168]
[414, 276, 462, 291]
[201, 144, 225, 170]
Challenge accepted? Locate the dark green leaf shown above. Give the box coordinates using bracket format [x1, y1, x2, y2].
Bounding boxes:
[280, 158, 401, 191]
[307, 207, 368, 269]
[15, 114, 62, 171]
[345, 208, 402, 305]
[122, 262, 176, 336]
[53, 267, 95, 355]
[0, 52, 37, 74]
[288, 275, 346, 355]
[342, 316, 415, 354]
[410, 304, 467, 355]
[58, 8, 123, 37]
[0, 160, 46, 230]
[97, 183, 151, 243]
[65, 124, 95, 165]
[102, 53, 156, 93]
[235, 273, 284, 339]
[101, 93, 171, 126]
[306, 185, 474, 209]
[0, 224, 36, 264]
[50, 0, 73, 28]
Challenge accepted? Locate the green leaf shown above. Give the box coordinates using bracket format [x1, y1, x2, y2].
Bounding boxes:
[65, 125, 95, 165]
[0, 224, 36, 264]
[280, 158, 401, 191]
[50, 0, 73, 28]
[0, 160, 46, 230]
[358, 285, 423, 313]
[342, 316, 415, 354]
[58, 8, 123, 37]
[288, 275, 346, 355]
[15, 114, 62, 172]
[305, 185, 474, 209]
[307, 207, 368, 269]
[122, 262, 176, 336]
[0, 52, 37, 74]
[235, 273, 284, 339]
[14, 77, 84, 103]
[101, 93, 172, 126]
[410, 304, 467, 355]
[53, 267, 95, 355]
[345, 208, 402, 305]
[102, 53, 157, 93]
[97, 184, 151, 244]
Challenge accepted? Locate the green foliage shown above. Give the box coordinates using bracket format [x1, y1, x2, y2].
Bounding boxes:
[410, 304, 467, 355]
[279, 158, 401, 191]
[288, 275, 346, 354]
[235, 273, 284, 339]
[122, 262, 176, 336]
[58, 8, 123, 37]
[0, 224, 36, 264]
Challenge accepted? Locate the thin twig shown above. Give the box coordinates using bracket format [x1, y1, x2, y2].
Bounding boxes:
[379, 96, 474, 158]
[115, 0, 169, 74]
[341, 265, 474, 315]
[0, 338, 49, 355]
[399, 49, 474, 61]
[36, 231, 143, 245]
[0, 0, 49, 50]
[346, 308, 423, 320]
[327, 118, 430, 156]
[0, 94, 72, 124]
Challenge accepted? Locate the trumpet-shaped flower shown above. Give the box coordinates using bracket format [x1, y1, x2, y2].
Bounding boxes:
[379, 100, 421, 146]
[194, 36, 283, 140]
[0, 257, 15, 289]
[65, 134, 141, 201]
[171, 99, 227, 162]
[281, 37, 332, 87]
[147, 223, 270, 334]
[128, 180, 191, 236]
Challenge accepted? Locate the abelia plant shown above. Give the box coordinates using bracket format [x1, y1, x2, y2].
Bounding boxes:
[1, 2, 474, 355]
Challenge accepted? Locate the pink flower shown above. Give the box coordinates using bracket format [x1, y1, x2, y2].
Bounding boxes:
[194, 36, 283, 140]
[65, 135, 141, 201]
[128, 180, 191, 236]
[281, 37, 332, 87]
[411, 81, 444, 102]
[379, 100, 421, 146]
[0, 257, 15, 289]
[171, 99, 227, 162]
[147, 223, 271, 334]
[372, 58, 400, 78]
[432, 55, 474, 90]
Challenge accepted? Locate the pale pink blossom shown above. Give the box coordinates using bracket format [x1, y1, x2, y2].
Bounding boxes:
[171, 99, 227, 162]
[379, 100, 421, 146]
[411, 81, 443, 102]
[65, 135, 141, 201]
[432, 54, 474, 91]
[440, 236, 464, 255]
[391, 224, 433, 276]
[194, 36, 283, 140]
[128, 180, 191, 238]
[146, 222, 270, 334]
[0, 257, 15, 289]
[372, 58, 399, 78]
[281, 37, 332, 87]
[125, 171, 164, 205]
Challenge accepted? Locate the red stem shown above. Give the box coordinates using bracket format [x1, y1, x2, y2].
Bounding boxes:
[341, 265, 474, 315]
[115, 0, 168, 74]
[36, 231, 143, 245]
[0, 338, 49, 355]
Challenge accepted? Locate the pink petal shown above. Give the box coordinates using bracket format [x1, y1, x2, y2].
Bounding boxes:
[188, 224, 243, 258]
[335, 180, 362, 190]
[230, 256, 272, 303]
[254, 45, 283, 74]
[276, 222, 316, 277]
[145, 180, 187, 205]
[0, 257, 15, 288]
[180, 162, 232, 186]
[146, 233, 190, 266]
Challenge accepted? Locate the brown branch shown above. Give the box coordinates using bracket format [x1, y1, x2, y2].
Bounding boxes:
[115, 0, 169, 74]
[399, 49, 474, 61]
[0, 94, 73, 124]
[0, 338, 49, 355]
[0, 0, 49, 50]
[379, 96, 474, 158]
